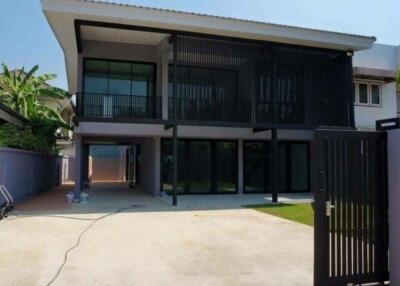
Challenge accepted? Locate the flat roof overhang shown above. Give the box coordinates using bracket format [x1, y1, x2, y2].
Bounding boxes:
[41, 0, 376, 93]
[353, 67, 397, 82]
[0, 103, 28, 127]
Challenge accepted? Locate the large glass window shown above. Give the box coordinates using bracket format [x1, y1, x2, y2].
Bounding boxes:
[244, 142, 268, 193]
[358, 83, 368, 104]
[371, 84, 381, 106]
[215, 142, 237, 193]
[244, 141, 309, 193]
[190, 141, 211, 194]
[290, 143, 308, 191]
[83, 59, 155, 118]
[84, 59, 155, 96]
[108, 62, 131, 95]
[84, 60, 108, 94]
[161, 139, 237, 194]
[161, 140, 185, 194]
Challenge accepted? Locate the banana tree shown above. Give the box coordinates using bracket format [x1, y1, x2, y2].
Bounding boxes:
[0, 63, 69, 124]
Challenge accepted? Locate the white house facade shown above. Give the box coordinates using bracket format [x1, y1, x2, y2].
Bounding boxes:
[353, 43, 399, 130]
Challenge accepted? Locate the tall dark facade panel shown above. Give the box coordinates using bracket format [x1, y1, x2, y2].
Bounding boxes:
[170, 34, 353, 128]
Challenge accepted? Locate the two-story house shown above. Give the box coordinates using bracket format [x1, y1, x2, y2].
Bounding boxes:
[42, 0, 376, 202]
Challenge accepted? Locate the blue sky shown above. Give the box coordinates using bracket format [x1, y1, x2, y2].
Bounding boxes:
[0, 0, 399, 90]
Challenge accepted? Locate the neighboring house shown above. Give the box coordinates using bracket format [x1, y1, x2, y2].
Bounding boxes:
[38, 93, 76, 183]
[0, 102, 28, 127]
[42, 0, 376, 199]
[37, 94, 75, 156]
[6, 69, 76, 158]
[353, 44, 400, 130]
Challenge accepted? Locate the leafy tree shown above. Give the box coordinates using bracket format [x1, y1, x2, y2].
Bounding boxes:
[0, 63, 71, 154]
[397, 68, 400, 85]
[0, 63, 69, 121]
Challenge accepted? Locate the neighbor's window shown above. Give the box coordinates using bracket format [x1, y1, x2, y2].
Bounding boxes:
[358, 83, 368, 104]
[370, 84, 381, 105]
[354, 81, 382, 107]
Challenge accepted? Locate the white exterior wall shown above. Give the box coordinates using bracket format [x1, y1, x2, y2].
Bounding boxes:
[353, 44, 399, 130]
[75, 122, 313, 141]
[77, 40, 167, 93]
[354, 82, 397, 130]
[140, 137, 160, 196]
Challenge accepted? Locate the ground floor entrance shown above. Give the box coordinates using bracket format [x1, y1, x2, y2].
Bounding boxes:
[161, 139, 238, 194]
[161, 138, 310, 195]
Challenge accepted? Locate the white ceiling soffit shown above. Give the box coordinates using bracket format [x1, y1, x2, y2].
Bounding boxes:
[41, 0, 376, 93]
[81, 26, 169, 45]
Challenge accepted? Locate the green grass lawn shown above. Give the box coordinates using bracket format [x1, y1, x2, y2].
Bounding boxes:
[247, 203, 314, 227]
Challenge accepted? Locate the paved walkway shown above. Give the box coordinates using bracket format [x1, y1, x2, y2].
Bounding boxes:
[1, 183, 313, 286]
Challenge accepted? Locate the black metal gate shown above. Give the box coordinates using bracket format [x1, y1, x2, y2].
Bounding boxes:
[313, 129, 389, 286]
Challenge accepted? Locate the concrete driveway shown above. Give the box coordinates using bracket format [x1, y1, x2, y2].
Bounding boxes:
[0, 183, 313, 286]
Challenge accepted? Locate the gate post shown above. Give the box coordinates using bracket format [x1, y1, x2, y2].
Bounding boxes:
[382, 122, 400, 285]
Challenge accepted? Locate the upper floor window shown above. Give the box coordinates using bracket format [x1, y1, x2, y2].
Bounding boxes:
[83, 59, 155, 97]
[354, 81, 382, 107]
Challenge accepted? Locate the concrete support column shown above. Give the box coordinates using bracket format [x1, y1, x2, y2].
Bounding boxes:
[154, 137, 161, 196]
[237, 139, 244, 194]
[82, 144, 89, 188]
[73, 134, 83, 201]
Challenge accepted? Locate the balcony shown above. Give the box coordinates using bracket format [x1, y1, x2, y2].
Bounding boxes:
[76, 92, 162, 119]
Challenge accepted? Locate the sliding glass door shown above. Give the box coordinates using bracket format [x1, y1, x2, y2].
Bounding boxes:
[161, 139, 237, 194]
[215, 142, 237, 193]
[244, 141, 309, 193]
[244, 142, 269, 193]
[189, 141, 211, 194]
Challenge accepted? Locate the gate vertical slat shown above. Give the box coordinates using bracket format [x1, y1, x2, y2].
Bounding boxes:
[340, 139, 347, 276]
[352, 138, 358, 276]
[362, 139, 368, 274]
[335, 139, 342, 277]
[356, 139, 363, 275]
[367, 138, 374, 274]
[329, 139, 336, 277]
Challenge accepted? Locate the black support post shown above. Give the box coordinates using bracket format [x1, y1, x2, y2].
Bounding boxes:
[172, 34, 178, 206]
[271, 128, 278, 203]
[271, 46, 278, 203]
[172, 125, 178, 206]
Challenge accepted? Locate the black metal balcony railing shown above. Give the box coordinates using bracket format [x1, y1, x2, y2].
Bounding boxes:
[76, 92, 162, 119]
[169, 97, 251, 123]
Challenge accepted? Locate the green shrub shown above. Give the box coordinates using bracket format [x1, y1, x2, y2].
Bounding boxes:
[0, 120, 62, 155]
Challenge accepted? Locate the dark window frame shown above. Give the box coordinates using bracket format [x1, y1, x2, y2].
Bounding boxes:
[81, 57, 159, 118]
[82, 57, 157, 96]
